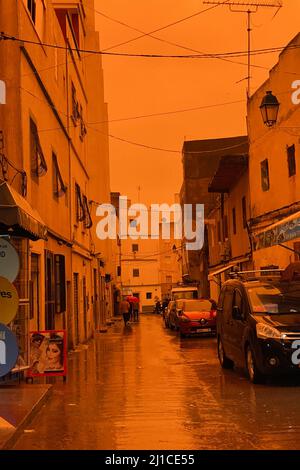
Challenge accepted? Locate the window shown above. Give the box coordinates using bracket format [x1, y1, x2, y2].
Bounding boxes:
[71, 13, 80, 47]
[79, 105, 87, 141]
[242, 196, 247, 229]
[52, 153, 67, 198]
[165, 255, 171, 264]
[133, 269, 139, 277]
[75, 183, 85, 222]
[71, 83, 80, 123]
[223, 215, 228, 240]
[232, 208, 237, 235]
[233, 289, 244, 320]
[146, 292, 152, 299]
[261, 159, 270, 191]
[30, 253, 40, 325]
[132, 244, 139, 252]
[287, 144, 296, 177]
[166, 275, 172, 284]
[117, 266, 121, 277]
[217, 220, 222, 242]
[27, 0, 36, 24]
[82, 195, 93, 229]
[221, 287, 234, 323]
[30, 118, 47, 177]
[55, 255, 66, 313]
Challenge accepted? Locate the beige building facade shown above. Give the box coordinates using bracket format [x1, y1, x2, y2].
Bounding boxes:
[247, 32, 300, 271]
[0, 0, 113, 368]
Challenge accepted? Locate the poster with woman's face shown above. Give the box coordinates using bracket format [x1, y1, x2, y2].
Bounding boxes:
[28, 330, 67, 377]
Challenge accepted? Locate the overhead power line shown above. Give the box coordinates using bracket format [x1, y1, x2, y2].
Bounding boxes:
[20, 86, 248, 155]
[1, 32, 300, 60]
[96, 1, 231, 52]
[36, 99, 245, 132]
[89, 3, 267, 70]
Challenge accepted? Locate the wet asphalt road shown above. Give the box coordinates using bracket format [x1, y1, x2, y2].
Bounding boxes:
[13, 315, 300, 450]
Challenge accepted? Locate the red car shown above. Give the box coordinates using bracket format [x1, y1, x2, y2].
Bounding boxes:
[176, 299, 217, 338]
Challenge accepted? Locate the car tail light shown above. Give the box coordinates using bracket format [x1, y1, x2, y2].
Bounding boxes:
[210, 310, 217, 319]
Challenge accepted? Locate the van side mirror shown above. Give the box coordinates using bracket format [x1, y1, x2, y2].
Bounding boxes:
[232, 305, 242, 320]
[177, 309, 183, 316]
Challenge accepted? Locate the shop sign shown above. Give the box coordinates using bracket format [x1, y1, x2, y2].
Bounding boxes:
[0, 239, 20, 282]
[0, 323, 19, 377]
[253, 216, 300, 251]
[0, 276, 19, 325]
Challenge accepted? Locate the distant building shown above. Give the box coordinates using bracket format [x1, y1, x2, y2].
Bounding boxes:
[180, 136, 248, 297]
[121, 237, 161, 313]
[158, 221, 182, 299]
[207, 153, 252, 300]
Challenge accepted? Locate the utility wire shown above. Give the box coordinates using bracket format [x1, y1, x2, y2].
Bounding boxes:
[2, 32, 300, 60]
[98, 2, 230, 52]
[88, 2, 268, 70]
[20, 86, 249, 155]
[37, 99, 245, 132]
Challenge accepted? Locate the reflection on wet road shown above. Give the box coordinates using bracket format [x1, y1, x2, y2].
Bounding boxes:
[13, 315, 300, 450]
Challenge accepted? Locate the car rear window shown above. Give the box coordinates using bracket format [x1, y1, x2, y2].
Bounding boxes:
[173, 290, 198, 300]
[183, 300, 213, 312]
[247, 282, 300, 314]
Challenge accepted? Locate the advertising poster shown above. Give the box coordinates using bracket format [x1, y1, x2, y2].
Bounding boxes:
[28, 330, 67, 377]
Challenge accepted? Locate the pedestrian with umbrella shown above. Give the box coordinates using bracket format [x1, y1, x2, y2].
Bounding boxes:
[127, 296, 140, 322]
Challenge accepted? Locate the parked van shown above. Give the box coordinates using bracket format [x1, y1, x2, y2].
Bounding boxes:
[171, 286, 199, 301]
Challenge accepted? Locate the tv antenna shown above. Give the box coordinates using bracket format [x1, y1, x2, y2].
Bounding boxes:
[203, 1, 283, 98]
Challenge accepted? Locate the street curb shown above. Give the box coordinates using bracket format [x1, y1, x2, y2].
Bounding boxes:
[1, 385, 53, 450]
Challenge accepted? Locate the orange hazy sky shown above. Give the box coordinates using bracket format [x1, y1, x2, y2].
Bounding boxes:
[94, 0, 300, 205]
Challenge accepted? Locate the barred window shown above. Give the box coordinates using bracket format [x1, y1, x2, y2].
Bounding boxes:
[30, 118, 47, 177]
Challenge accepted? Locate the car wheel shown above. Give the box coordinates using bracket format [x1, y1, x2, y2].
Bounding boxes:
[245, 345, 264, 384]
[218, 337, 234, 369]
[180, 331, 186, 338]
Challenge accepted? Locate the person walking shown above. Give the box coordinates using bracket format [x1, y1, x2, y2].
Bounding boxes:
[133, 299, 140, 322]
[120, 298, 131, 326]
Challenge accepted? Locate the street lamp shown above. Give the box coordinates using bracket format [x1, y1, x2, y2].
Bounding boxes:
[260, 90, 280, 127]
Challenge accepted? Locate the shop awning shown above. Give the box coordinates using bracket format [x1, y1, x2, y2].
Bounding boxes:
[208, 263, 237, 280]
[208, 154, 248, 193]
[0, 180, 47, 240]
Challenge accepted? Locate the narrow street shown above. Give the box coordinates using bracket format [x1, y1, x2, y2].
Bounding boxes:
[13, 315, 300, 451]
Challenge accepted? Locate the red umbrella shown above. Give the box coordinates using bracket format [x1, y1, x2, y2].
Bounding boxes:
[127, 296, 139, 303]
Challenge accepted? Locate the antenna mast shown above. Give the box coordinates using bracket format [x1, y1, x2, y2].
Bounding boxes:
[203, 1, 282, 98]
